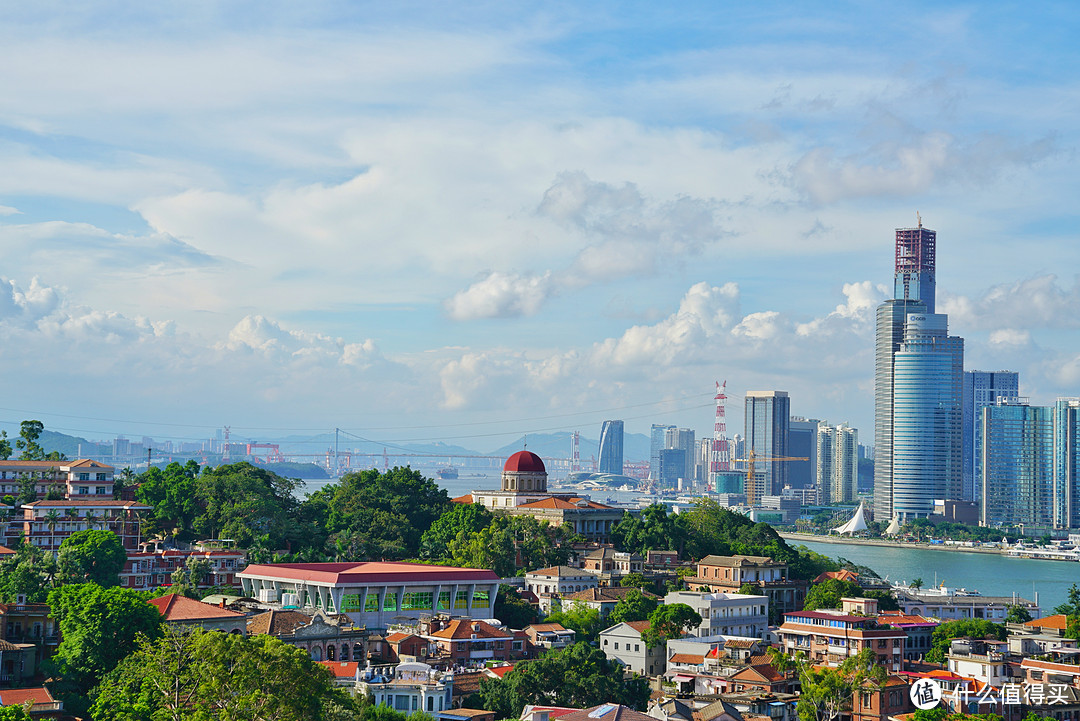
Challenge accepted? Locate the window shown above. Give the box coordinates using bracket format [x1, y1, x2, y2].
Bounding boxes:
[438, 592, 451, 610]
[473, 589, 490, 606]
[342, 594, 363, 612]
[365, 593, 379, 612]
[614, 642, 619, 650]
[878, 639, 887, 648]
[383, 594, 398, 612]
[95, 486, 106, 495]
[79, 487, 89, 494]
[455, 591, 469, 609]
[635, 644, 640, 652]
[78, 473, 90, 481]
[403, 592, 433, 611]
[96, 473, 107, 481]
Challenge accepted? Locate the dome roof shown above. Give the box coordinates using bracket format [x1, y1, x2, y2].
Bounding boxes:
[503, 450, 546, 473]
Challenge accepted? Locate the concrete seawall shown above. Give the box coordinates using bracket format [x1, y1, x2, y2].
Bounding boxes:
[778, 532, 1006, 556]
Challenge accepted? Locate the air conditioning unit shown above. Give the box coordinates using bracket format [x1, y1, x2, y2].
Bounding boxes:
[258, 588, 278, 604]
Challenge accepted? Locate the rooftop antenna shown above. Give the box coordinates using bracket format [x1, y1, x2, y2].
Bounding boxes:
[917, 211, 922, 228]
[523, 435, 527, 450]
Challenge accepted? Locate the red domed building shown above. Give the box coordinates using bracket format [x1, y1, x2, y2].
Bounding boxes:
[453, 450, 624, 542]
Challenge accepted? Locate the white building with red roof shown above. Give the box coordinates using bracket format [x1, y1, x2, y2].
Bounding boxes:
[454, 451, 625, 542]
[237, 561, 500, 630]
[17, 498, 151, 551]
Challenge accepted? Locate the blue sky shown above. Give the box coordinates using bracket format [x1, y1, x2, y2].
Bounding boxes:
[0, 1, 1078, 451]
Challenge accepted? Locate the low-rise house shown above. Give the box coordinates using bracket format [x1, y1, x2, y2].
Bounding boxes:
[693, 699, 746, 721]
[777, 610, 906, 672]
[687, 556, 806, 621]
[318, 660, 362, 687]
[599, 621, 665, 676]
[1019, 614, 1071, 638]
[149, 594, 248, 634]
[877, 610, 937, 661]
[647, 698, 697, 721]
[1020, 656, 1080, 689]
[436, 709, 496, 721]
[0, 640, 37, 687]
[667, 652, 707, 675]
[0, 686, 63, 718]
[560, 586, 659, 619]
[247, 608, 366, 663]
[727, 657, 794, 694]
[358, 661, 453, 714]
[0, 602, 57, 667]
[386, 631, 431, 662]
[122, 539, 246, 591]
[946, 638, 1011, 689]
[664, 591, 767, 639]
[583, 548, 645, 585]
[519, 705, 581, 721]
[524, 623, 575, 650]
[557, 704, 655, 721]
[713, 691, 798, 721]
[525, 567, 598, 614]
[1008, 632, 1079, 658]
[850, 675, 910, 721]
[424, 618, 518, 666]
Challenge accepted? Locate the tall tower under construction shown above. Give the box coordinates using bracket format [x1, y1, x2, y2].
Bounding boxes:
[874, 219, 964, 522]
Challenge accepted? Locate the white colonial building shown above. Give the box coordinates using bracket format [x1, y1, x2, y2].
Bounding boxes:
[664, 591, 768, 639]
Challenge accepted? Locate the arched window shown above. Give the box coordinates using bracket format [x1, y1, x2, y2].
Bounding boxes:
[311, 647, 322, 661]
[354, 643, 364, 660]
[327, 645, 336, 661]
[341, 645, 350, 661]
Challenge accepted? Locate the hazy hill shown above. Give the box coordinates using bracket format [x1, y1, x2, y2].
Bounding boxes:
[39, 430, 110, 459]
[488, 431, 651, 463]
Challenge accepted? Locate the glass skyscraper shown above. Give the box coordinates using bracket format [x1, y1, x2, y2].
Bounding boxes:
[598, 420, 624, 475]
[744, 390, 790, 505]
[962, 370, 1019, 502]
[1053, 399, 1080, 530]
[873, 222, 964, 522]
[980, 402, 1054, 528]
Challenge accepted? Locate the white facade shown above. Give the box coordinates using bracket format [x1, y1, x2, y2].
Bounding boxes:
[525, 566, 599, 614]
[600, 622, 665, 676]
[664, 591, 768, 639]
[359, 662, 453, 714]
[816, 422, 858, 504]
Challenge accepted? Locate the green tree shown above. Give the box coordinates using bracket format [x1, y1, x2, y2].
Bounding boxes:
[608, 589, 659, 624]
[419, 503, 493, 560]
[610, 504, 687, 556]
[47, 584, 163, 715]
[924, 619, 1007, 664]
[803, 579, 864, 611]
[169, 557, 212, 598]
[797, 647, 886, 721]
[640, 603, 702, 648]
[1054, 583, 1080, 616]
[1006, 605, 1033, 624]
[90, 625, 356, 721]
[477, 642, 649, 717]
[0, 707, 29, 721]
[449, 524, 517, 577]
[738, 582, 763, 595]
[544, 602, 603, 644]
[0, 541, 57, 603]
[910, 577, 924, 591]
[494, 585, 539, 629]
[135, 461, 201, 541]
[194, 462, 302, 550]
[0, 431, 11, 461]
[15, 420, 45, 461]
[619, 572, 648, 590]
[57, 529, 126, 586]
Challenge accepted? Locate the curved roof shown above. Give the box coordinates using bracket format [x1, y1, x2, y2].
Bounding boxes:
[504, 450, 546, 473]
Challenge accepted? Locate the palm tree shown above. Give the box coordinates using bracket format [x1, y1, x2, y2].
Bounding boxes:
[43, 509, 61, 552]
[83, 510, 99, 532]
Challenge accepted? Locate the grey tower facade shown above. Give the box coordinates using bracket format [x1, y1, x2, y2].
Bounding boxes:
[873, 222, 964, 522]
[598, 420, 624, 475]
[744, 391, 790, 505]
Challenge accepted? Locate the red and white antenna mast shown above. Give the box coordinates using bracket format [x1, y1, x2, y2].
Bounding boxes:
[221, 426, 231, 462]
[710, 381, 730, 488]
[571, 431, 581, 472]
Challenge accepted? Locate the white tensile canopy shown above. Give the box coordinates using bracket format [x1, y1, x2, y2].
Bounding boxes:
[832, 502, 868, 535]
[885, 516, 901, 535]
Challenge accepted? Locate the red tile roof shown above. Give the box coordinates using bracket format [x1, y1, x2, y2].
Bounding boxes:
[451, 494, 475, 504]
[488, 664, 515, 678]
[247, 609, 311, 636]
[24, 499, 150, 508]
[0, 546, 14, 557]
[318, 661, 360, 678]
[149, 594, 247, 621]
[517, 497, 614, 510]
[238, 561, 499, 585]
[814, 569, 859, 583]
[563, 587, 658, 603]
[1025, 614, 1069, 630]
[528, 566, 595, 577]
[669, 653, 705, 665]
[526, 623, 569, 633]
[623, 621, 651, 632]
[0, 687, 55, 706]
[431, 619, 511, 640]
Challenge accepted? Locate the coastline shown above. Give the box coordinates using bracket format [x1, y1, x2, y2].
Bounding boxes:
[778, 531, 1006, 556]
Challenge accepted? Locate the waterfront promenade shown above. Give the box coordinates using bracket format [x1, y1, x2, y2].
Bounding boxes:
[779, 531, 1005, 555]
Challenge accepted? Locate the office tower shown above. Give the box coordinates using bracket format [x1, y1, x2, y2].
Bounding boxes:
[744, 391, 790, 505]
[873, 221, 964, 522]
[665, 427, 695, 484]
[816, 422, 858, 504]
[980, 401, 1054, 528]
[658, 448, 686, 488]
[963, 371, 1019, 502]
[598, 420, 624, 475]
[788, 417, 820, 488]
[1053, 399, 1080, 530]
[649, 424, 674, 481]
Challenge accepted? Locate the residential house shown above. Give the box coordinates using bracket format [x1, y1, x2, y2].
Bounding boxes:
[0, 640, 36, 688]
[423, 618, 518, 666]
[0, 686, 63, 718]
[318, 660, 362, 688]
[647, 698, 698, 721]
[600, 621, 665, 676]
[248, 608, 367, 663]
[877, 610, 938, 661]
[711, 692, 798, 721]
[524, 623, 575, 651]
[850, 676, 911, 721]
[557, 704, 656, 721]
[777, 610, 906, 672]
[0, 602, 57, 667]
[1020, 614, 1072, 638]
[687, 556, 806, 621]
[560, 586, 659, 619]
[946, 638, 1012, 689]
[583, 548, 645, 585]
[691, 699, 745, 721]
[0, 459, 114, 500]
[149, 594, 248, 634]
[358, 661, 453, 715]
[122, 539, 246, 591]
[18, 499, 150, 551]
[664, 591, 767, 639]
[524, 567, 598, 614]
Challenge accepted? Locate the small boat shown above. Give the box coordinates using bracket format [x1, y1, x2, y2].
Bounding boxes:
[436, 467, 459, 480]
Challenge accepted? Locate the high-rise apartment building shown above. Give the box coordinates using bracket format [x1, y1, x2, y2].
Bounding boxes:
[665, 427, 695, 485]
[788, 417, 820, 489]
[962, 371, 1019, 502]
[1053, 399, 1080, 530]
[744, 391, 790, 505]
[649, 424, 674, 481]
[598, 420, 624, 475]
[980, 401, 1054, 528]
[873, 221, 964, 522]
[816, 422, 858, 504]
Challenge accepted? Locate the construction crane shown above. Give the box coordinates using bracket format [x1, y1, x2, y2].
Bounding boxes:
[731, 450, 808, 507]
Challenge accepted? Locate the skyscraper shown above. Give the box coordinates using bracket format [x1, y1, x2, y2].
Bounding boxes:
[962, 370, 1019, 502]
[649, 424, 674, 481]
[788, 417, 820, 488]
[598, 420, 624, 475]
[817, 422, 858, 504]
[1053, 399, 1080, 530]
[665, 427, 696, 485]
[873, 221, 964, 522]
[980, 400, 1054, 528]
[744, 391, 790, 505]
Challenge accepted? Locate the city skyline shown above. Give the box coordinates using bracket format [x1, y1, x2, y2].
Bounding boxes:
[1, 3, 1079, 448]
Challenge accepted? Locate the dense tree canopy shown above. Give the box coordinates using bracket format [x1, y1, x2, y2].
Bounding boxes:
[641, 603, 702, 648]
[91, 626, 356, 721]
[0, 542, 57, 603]
[57, 530, 126, 586]
[193, 462, 303, 551]
[608, 589, 659, 625]
[798, 648, 886, 721]
[545, 602, 603, 645]
[135, 460, 202, 541]
[610, 504, 687, 556]
[493, 585, 539, 629]
[419, 503, 493, 559]
[477, 642, 649, 718]
[924, 619, 1007, 664]
[803, 579, 863, 611]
